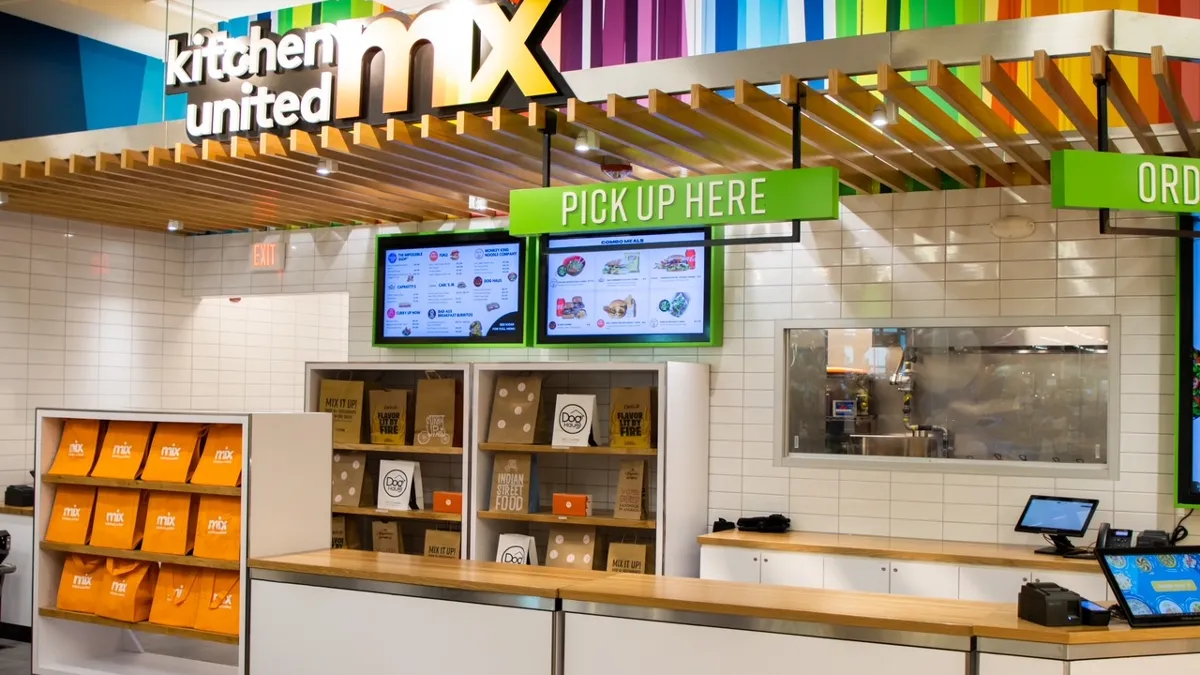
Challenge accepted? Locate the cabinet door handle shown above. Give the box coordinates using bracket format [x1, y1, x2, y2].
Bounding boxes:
[880, 566, 886, 571]
[752, 557, 758, 562]
[763, 558, 769, 563]
[893, 568, 899, 573]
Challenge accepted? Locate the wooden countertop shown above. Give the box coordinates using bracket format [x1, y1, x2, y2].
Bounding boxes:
[699, 530, 1101, 573]
[559, 574, 1200, 645]
[249, 549, 611, 598]
[0, 505, 32, 517]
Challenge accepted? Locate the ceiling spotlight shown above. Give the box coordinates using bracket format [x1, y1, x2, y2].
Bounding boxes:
[167, 219, 183, 232]
[574, 130, 597, 153]
[468, 195, 489, 211]
[316, 158, 338, 176]
[871, 101, 897, 127]
[0, 191, 7, 206]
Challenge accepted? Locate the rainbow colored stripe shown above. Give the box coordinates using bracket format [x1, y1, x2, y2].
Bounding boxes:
[223, 0, 1200, 133]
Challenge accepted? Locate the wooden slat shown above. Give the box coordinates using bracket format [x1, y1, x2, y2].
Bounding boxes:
[421, 114, 561, 185]
[42, 474, 241, 496]
[567, 98, 718, 175]
[491, 107, 624, 184]
[478, 509, 656, 530]
[333, 442, 464, 456]
[687, 84, 873, 192]
[980, 55, 1071, 153]
[737, 80, 902, 191]
[608, 93, 769, 173]
[927, 59, 1050, 183]
[1091, 46, 1163, 155]
[40, 541, 239, 570]
[782, 75, 941, 190]
[371, 120, 539, 191]
[646, 90, 785, 168]
[878, 63, 1013, 186]
[1150, 45, 1199, 157]
[828, 70, 977, 187]
[479, 442, 657, 457]
[1033, 50, 1099, 151]
[528, 102, 671, 179]
[332, 505, 463, 522]
[40, 608, 238, 645]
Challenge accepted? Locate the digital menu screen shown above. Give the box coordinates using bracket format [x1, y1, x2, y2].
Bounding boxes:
[374, 232, 526, 346]
[537, 229, 715, 345]
[1181, 220, 1200, 506]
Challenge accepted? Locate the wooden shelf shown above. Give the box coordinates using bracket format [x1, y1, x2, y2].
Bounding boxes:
[333, 442, 463, 456]
[42, 474, 241, 497]
[478, 510, 656, 529]
[479, 442, 657, 457]
[332, 505, 462, 522]
[39, 607, 238, 645]
[40, 541, 240, 570]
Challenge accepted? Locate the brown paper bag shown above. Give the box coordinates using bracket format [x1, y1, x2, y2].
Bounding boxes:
[614, 459, 647, 520]
[424, 530, 460, 559]
[609, 387, 654, 448]
[320, 379, 365, 444]
[371, 521, 403, 554]
[331, 515, 361, 550]
[546, 525, 601, 570]
[331, 451, 373, 508]
[369, 389, 410, 445]
[413, 377, 460, 447]
[607, 543, 650, 574]
[489, 453, 538, 514]
[486, 374, 543, 444]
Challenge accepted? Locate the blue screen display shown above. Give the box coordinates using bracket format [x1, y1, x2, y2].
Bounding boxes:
[1105, 553, 1200, 617]
[1019, 498, 1094, 533]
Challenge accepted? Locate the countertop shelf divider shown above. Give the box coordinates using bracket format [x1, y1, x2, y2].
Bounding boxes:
[333, 442, 464, 456]
[39, 541, 241, 570]
[478, 442, 657, 457]
[42, 474, 241, 497]
[39, 607, 239, 645]
[332, 505, 463, 522]
[478, 510, 657, 530]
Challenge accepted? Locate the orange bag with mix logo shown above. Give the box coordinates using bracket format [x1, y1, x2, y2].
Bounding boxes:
[89, 488, 148, 550]
[90, 422, 154, 480]
[148, 564, 202, 628]
[190, 425, 242, 487]
[45, 486, 97, 544]
[194, 496, 241, 561]
[95, 558, 158, 623]
[194, 570, 240, 636]
[56, 555, 104, 614]
[47, 419, 103, 476]
[141, 492, 197, 555]
[141, 424, 206, 483]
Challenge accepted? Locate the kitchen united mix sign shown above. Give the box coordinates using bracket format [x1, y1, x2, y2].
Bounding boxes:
[166, 0, 569, 140]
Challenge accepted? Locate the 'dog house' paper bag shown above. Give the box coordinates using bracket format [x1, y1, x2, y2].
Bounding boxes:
[614, 460, 648, 520]
[489, 453, 538, 514]
[331, 451, 373, 508]
[141, 424, 205, 483]
[496, 533, 538, 566]
[48, 419, 103, 476]
[369, 389, 410, 445]
[377, 459, 423, 511]
[371, 521, 403, 554]
[320, 379, 365, 444]
[424, 530, 460, 558]
[413, 377, 460, 447]
[609, 387, 654, 449]
[486, 373, 543, 444]
[551, 394, 596, 447]
[90, 421, 154, 479]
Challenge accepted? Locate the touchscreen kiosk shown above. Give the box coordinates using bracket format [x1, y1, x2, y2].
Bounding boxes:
[1015, 495, 1100, 556]
[1098, 546, 1200, 627]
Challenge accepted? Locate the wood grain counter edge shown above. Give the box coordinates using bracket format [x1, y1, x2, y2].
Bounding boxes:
[0, 505, 33, 517]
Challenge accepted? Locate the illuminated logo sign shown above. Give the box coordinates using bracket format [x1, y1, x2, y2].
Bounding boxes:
[166, 0, 569, 141]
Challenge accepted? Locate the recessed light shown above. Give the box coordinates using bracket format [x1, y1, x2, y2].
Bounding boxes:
[871, 100, 897, 127]
[574, 130, 597, 153]
[316, 159, 338, 176]
[0, 191, 8, 206]
[468, 195, 488, 211]
[167, 219, 183, 232]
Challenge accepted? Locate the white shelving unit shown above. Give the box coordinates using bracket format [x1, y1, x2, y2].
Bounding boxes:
[469, 361, 709, 576]
[32, 409, 331, 675]
[305, 363, 472, 557]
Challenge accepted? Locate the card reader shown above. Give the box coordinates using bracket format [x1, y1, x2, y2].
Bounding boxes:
[1018, 582, 1081, 627]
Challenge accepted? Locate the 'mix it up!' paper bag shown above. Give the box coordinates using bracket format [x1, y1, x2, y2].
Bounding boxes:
[607, 543, 651, 574]
[320, 379, 365, 444]
[424, 530, 460, 558]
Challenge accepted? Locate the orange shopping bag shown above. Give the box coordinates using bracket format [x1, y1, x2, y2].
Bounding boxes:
[141, 492, 197, 555]
[45, 486, 96, 544]
[193, 570, 240, 636]
[89, 488, 148, 550]
[47, 419, 103, 476]
[90, 421, 154, 480]
[148, 564, 202, 628]
[95, 558, 158, 623]
[141, 424, 206, 483]
[56, 555, 105, 614]
[190, 425, 242, 487]
[193, 496, 241, 561]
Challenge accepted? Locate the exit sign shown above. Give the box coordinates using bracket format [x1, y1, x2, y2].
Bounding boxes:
[250, 240, 286, 272]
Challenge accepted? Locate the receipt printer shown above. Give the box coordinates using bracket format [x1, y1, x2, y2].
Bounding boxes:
[1018, 582, 1080, 627]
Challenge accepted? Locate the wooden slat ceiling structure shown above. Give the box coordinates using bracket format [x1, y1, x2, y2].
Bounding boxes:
[0, 45, 1193, 234]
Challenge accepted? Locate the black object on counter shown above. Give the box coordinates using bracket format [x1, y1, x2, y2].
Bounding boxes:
[1018, 582, 1081, 627]
[712, 518, 736, 533]
[1080, 600, 1112, 626]
[4, 485, 32, 508]
[1135, 529, 1171, 548]
[736, 514, 791, 533]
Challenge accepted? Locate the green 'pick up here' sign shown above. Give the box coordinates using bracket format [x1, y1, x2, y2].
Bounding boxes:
[1052, 150, 1200, 213]
[506, 167, 840, 236]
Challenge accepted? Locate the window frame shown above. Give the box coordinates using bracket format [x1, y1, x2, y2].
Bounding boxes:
[772, 316, 1123, 479]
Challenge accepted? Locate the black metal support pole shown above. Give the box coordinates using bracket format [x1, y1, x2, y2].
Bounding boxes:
[787, 83, 804, 244]
[541, 110, 557, 188]
[1094, 63, 1111, 235]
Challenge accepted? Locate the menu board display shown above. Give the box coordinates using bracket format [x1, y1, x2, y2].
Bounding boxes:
[374, 232, 526, 346]
[537, 229, 717, 346]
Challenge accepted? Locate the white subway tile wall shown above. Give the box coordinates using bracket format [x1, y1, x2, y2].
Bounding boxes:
[0, 213, 349, 487]
[174, 186, 1192, 544]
